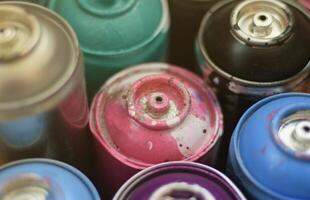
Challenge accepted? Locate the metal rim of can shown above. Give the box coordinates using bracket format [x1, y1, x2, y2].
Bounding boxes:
[0, 158, 100, 200]
[0, 2, 81, 111]
[90, 63, 223, 170]
[49, 0, 170, 57]
[230, 0, 294, 47]
[271, 104, 310, 159]
[113, 161, 246, 200]
[231, 92, 310, 199]
[197, 0, 310, 96]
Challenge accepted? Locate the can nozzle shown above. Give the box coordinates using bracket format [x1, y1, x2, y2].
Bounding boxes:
[293, 121, 310, 144]
[277, 110, 310, 157]
[252, 12, 273, 37]
[127, 75, 191, 130]
[0, 5, 40, 61]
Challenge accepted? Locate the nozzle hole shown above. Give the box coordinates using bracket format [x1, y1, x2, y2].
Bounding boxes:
[303, 126, 310, 133]
[156, 96, 163, 103]
[259, 15, 267, 21]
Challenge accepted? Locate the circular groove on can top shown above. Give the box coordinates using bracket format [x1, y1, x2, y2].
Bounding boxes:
[0, 5, 40, 61]
[127, 75, 191, 130]
[149, 182, 216, 200]
[231, 0, 294, 47]
[276, 109, 310, 158]
[77, 0, 137, 17]
[0, 173, 49, 200]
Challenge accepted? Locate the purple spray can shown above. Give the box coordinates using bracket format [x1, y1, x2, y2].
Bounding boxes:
[114, 161, 246, 200]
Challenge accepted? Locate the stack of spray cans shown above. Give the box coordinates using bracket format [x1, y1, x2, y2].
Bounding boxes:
[0, 0, 309, 199]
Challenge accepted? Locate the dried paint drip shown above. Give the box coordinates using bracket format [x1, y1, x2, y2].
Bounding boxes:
[89, 63, 223, 197]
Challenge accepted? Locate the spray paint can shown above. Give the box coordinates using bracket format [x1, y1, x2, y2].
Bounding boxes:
[299, 0, 310, 10]
[47, 0, 170, 99]
[168, 0, 217, 72]
[0, 2, 90, 171]
[227, 93, 310, 200]
[0, 159, 100, 199]
[114, 161, 246, 200]
[196, 0, 310, 168]
[89, 63, 223, 198]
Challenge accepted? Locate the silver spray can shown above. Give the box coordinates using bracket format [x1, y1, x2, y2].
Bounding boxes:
[0, 2, 90, 172]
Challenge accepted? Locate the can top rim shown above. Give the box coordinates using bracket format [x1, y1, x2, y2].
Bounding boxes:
[230, 0, 294, 47]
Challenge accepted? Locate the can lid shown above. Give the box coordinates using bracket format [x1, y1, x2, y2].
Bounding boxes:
[231, 93, 310, 199]
[0, 2, 78, 112]
[231, 0, 294, 47]
[197, 0, 310, 83]
[277, 110, 310, 157]
[0, 159, 100, 200]
[127, 75, 191, 130]
[0, 173, 50, 200]
[113, 162, 246, 200]
[90, 63, 222, 169]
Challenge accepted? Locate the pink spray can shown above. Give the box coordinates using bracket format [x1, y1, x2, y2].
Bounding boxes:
[89, 63, 223, 198]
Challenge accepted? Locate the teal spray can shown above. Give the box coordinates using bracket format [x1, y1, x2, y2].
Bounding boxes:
[47, 0, 170, 98]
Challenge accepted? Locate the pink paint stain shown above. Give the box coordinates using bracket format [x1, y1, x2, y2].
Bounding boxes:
[299, 0, 310, 10]
[103, 98, 184, 165]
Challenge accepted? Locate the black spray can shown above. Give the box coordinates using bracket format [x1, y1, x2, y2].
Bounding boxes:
[196, 0, 310, 168]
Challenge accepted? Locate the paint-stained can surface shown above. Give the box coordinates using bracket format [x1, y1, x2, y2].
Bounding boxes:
[299, 0, 310, 10]
[48, 0, 170, 99]
[228, 93, 310, 200]
[89, 63, 223, 198]
[114, 161, 246, 200]
[168, 0, 217, 72]
[0, 2, 89, 169]
[0, 159, 100, 199]
[196, 0, 310, 169]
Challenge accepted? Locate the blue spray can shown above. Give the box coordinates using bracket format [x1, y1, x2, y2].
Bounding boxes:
[228, 93, 310, 200]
